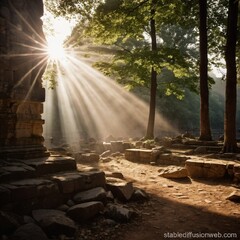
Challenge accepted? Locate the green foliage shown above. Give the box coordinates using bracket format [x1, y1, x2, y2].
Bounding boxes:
[42, 61, 58, 89]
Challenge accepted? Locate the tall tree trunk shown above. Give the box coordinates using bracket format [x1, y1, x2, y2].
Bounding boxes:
[146, 1, 157, 139]
[198, 0, 212, 141]
[223, 0, 239, 152]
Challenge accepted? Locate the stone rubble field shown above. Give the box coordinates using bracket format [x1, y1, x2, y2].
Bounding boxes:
[1, 135, 240, 240]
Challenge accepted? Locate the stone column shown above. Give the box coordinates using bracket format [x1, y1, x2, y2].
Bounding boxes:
[0, 0, 49, 159]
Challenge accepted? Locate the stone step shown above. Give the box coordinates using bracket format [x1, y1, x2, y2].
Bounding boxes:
[0, 169, 105, 214]
[185, 159, 239, 178]
[0, 156, 77, 183]
[124, 149, 155, 163]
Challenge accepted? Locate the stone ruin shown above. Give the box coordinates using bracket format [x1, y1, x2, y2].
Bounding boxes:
[0, 0, 48, 159]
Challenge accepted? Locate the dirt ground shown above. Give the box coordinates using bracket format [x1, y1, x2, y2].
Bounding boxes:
[80, 152, 240, 240]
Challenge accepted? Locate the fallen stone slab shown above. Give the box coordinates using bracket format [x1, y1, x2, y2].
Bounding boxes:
[125, 149, 154, 163]
[106, 177, 134, 202]
[66, 201, 104, 222]
[11, 223, 49, 240]
[73, 187, 107, 204]
[104, 204, 135, 223]
[52, 171, 106, 194]
[32, 209, 76, 237]
[185, 159, 228, 178]
[158, 166, 188, 179]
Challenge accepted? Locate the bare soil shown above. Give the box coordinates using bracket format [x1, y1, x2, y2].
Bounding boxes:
[81, 153, 240, 240]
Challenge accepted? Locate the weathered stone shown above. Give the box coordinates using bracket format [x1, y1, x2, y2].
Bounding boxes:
[0, 210, 21, 234]
[233, 164, 240, 174]
[185, 159, 227, 178]
[66, 201, 104, 222]
[11, 223, 49, 240]
[76, 153, 100, 163]
[131, 189, 149, 202]
[158, 166, 188, 179]
[73, 187, 107, 204]
[0, 0, 49, 159]
[52, 171, 106, 194]
[125, 149, 154, 163]
[111, 141, 124, 152]
[23, 156, 76, 175]
[106, 177, 134, 202]
[104, 204, 135, 222]
[226, 191, 240, 203]
[32, 209, 76, 237]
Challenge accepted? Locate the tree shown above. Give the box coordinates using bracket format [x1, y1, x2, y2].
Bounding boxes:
[146, 0, 157, 139]
[46, 0, 198, 139]
[198, 0, 212, 141]
[223, 0, 239, 152]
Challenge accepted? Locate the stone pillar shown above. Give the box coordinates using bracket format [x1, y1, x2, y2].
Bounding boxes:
[0, 0, 49, 159]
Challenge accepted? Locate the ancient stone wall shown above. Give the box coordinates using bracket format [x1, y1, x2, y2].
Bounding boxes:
[0, 0, 49, 159]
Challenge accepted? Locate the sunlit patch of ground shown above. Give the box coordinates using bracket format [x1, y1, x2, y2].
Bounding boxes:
[76, 151, 240, 240]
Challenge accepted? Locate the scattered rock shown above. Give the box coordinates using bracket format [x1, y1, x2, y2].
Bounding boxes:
[32, 209, 76, 237]
[11, 223, 49, 240]
[226, 191, 240, 203]
[73, 187, 107, 204]
[100, 150, 111, 158]
[106, 177, 134, 202]
[66, 201, 104, 222]
[104, 204, 135, 223]
[131, 189, 149, 202]
[0, 210, 21, 235]
[158, 166, 188, 179]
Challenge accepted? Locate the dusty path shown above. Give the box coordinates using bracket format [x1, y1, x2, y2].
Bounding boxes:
[96, 157, 240, 240]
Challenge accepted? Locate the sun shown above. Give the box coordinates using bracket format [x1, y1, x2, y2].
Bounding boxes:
[47, 37, 66, 61]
